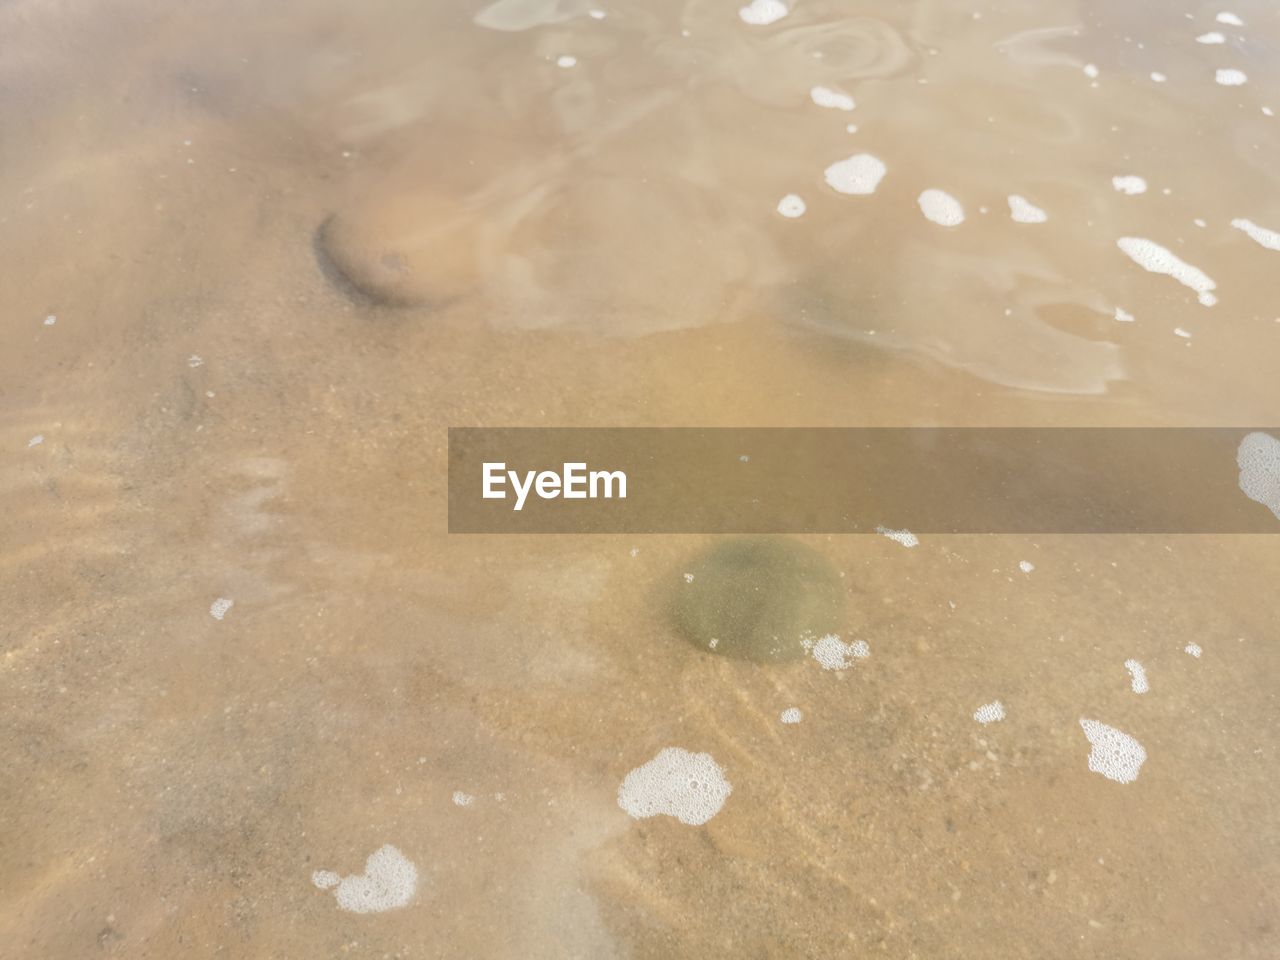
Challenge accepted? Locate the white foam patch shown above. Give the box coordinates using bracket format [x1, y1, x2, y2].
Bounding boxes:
[1216, 68, 1247, 85]
[1185, 642, 1203, 657]
[1018, 560, 1035, 573]
[803, 634, 869, 670]
[210, 597, 234, 620]
[1196, 31, 1225, 43]
[973, 700, 1005, 724]
[876, 526, 919, 547]
[311, 870, 341, 890]
[617, 747, 731, 825]
[1150, 71, 1167, 83]
[43, 314, 56, 326]
[1083, 63, 1099, 78]
[1079, 718, 1147, 784]
[1174, 326, 1192, 338]
[738, 0, 787, 25]
[1112, 175, 1147, 195]
[27, 434, 43, 448]
[824, 153, 886, 195]
[1215, 11, 1243, 26]
[777, 194, 807, 218]
[452, 791, 475, 806]
[188, 354, 204, 368]
[1124, 659, 1150, 693]
[1231, 218, 1280, 251]
[1236, 431, 1280, 520]
[314, 844, 418, 914]
[1008, 195, 1047, 223]
[1114, 307, 1135, 322]
[918, 189, 965, 226]
[556, 54, 577, 67]
[810, 86, 855, 111]
[780, 707, 803, 724]
[1116, 237, 1218, 306]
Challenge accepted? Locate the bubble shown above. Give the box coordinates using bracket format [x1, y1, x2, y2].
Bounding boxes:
[1112, 175, 1147, 195]
[1230, 218, 1280, 252]
[917, 189, 965, 226]
[1215, 68, 1247, 86]
[1124, 659, 1150, 694]
[1236, 431, 1280, 520]
[876, 526, 919, 547]
[1114, 307, 1135, 322]
[1116, 237, 1218, 306]
[452, 791, 475, 806]
[1215, 11, 1243, 26]
[316, 844, 418, 914]
[823, 153, 886, 196]
[1018, 560, 1035, 573]
[1185, 643, 1203, 658]
[27, 434, 44, 448]
[617, 748, 731, 825]
[810, 86, 855, 111]
[973, 701, 1005, 724]
[1196, 31, 1225, 43]
[556, 55, 577, 68]
[776, 194, 807, 218]
[780, 707, 803, 724]
[738, 0, 788, 25]
[1079, 719, 1146, 784]
[1007, 195, 1047, 223]
[209, 597, 234, 620]
[803, 634, 869, 670]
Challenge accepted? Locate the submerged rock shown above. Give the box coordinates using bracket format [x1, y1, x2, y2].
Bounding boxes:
[314, 191, 481, 308]
[672, 537, 843, 662]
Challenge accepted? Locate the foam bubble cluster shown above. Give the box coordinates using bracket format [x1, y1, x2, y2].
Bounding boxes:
[1196, 31, 1225, 44]
[1216, 68, 1247, 85]
[210, 597, 234, 620]
[1007, 195, 1047, 223]
[1216, 11, 1244, 26]
[452, 791, 475, 806]
[973, 701, 1005, 724]
[738, 0, 787, 25]
[810, 86, 855, 111]
[1185, 642, 1203, 658]
[803, 634, 869, 670]
[617, 747, 731, 825]
[1079, 719, 1147, 784]
[1112, 175, 1147, 195]
[1018, 560, 1035, 573]
[1116, 237, 1218, 306]
[780, 707, 803, 724]
[313, 844, 418, 914]
[1114, 307, 1135, 322]
[1231, 218, 1280, 251]
[824, 154, 886, 195]
[1236, 431, 1280, 520]
[917, 189, 965, 226]
[876, 525, 919, 547]
[1125, 659, 1150, 694]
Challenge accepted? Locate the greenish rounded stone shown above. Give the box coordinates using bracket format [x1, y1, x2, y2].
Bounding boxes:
[671, 537, 844, 662]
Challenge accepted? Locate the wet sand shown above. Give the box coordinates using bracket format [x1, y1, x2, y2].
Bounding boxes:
[1, 0, 1278, 956]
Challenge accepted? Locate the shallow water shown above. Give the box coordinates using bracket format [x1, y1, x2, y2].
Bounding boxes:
[1, 0, 1278, 956]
